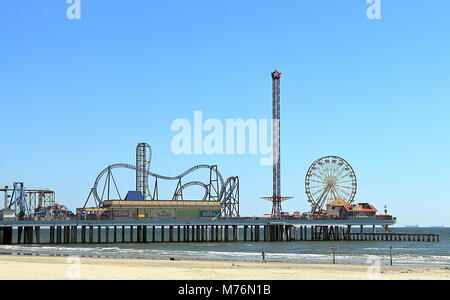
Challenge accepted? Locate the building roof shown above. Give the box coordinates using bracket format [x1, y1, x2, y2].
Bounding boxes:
[342, 203, 377, 213]
[125, 191, 144, 201]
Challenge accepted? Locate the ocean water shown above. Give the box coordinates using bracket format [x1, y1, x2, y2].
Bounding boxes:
[0, 227, 448, 266]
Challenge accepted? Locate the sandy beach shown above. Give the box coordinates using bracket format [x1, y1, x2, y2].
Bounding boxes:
[0, 255, 448, 280]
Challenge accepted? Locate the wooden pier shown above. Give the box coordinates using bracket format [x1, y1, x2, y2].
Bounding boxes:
[0, 219, 440, 245]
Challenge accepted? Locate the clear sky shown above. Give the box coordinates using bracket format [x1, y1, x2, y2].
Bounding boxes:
[1, 1, 449, 226]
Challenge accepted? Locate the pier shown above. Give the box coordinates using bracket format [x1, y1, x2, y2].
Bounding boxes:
[0, 219, 440, 245]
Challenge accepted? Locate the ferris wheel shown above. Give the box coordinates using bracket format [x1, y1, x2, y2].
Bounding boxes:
[305, 156, 357, 214]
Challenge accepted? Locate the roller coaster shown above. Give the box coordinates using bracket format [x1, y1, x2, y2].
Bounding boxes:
[84, 143, 240, 218]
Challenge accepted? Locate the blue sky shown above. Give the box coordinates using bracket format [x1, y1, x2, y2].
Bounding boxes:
[0, 1, 449, 226]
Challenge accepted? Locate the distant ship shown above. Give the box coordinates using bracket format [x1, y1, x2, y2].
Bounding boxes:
[404, 225, 420, 228]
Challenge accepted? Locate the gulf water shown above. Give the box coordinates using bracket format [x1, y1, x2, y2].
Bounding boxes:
[0, 227, 448, 266]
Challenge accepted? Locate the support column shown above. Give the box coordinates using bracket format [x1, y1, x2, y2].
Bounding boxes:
[17, 227, 23, 244]
[200, 226, 204, 242]
[215, 226, 219, 242]
[196, 226, 200, 242]
[24, 227, 28, 244]
[130, 226, 133, 243]
[137, 226, 142, 243]
[224, 226, 229, 242]
[324, 226, 329, 241]
[81, 226, 86, 243]
[143, 226, 147, 243]
[106, 226, 110, 243]
[89, 226, 94, 243]
[71, 226, 77, 243]
[50, 226, 55, 244]
[35, 227, 41, 244]
[97, 226, 102, 243]
[26, 227, 34, 244]
[63, 226, 69, 244]
[1, 227, 12, 245]
[152, 226, 156, 242]
[269, 225, 274, 242]
[56, 226, 61, 243]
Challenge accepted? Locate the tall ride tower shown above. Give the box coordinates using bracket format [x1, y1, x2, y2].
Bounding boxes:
[272, 70, 281, 202]
[262, 70, 292, 218]
[136, 142, 152, 199]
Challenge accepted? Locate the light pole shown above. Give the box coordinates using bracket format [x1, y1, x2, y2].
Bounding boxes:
[331, 245, 338, 264]
[389, 245, 393, 266]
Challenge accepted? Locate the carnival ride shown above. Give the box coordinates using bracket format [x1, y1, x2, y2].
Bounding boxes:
[83, 143, 240, 218]
[1, 183, 72, 220]
[305, 155, 357, 215]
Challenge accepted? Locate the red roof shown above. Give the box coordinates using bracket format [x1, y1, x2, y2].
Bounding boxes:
[342, 203, 377, 212]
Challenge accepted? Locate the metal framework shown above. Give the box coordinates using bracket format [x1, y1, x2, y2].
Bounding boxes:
[26, 190, 55, 214]
[84, 143, 240, 218]
[9, 183, 27, 217]
[305, 156, 357, 214]
[272, 70, 281, 200]
[261, 196, 293, 217]
[221, 177, 240, 218]
[1, 183, 56, 219]
[136, 142, 152, 199]
[261, 70, 292, 219]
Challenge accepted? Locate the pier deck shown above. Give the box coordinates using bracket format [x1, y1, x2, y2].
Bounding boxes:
[0, 218, 440, 245]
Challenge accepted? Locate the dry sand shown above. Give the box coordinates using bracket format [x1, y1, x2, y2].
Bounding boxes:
[0, 255, 448, 280]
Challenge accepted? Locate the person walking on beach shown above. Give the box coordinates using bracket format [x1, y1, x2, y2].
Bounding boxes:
[261, 251, 266, 263]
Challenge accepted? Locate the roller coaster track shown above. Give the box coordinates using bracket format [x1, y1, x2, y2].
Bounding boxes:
[88, 141, 240, 217]
[173, 181, 209, 201]
[92, 163, 232, 204]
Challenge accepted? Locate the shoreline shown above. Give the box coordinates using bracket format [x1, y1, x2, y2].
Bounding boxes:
[1, 248, 449, 268]
[0, 254, 448, 280]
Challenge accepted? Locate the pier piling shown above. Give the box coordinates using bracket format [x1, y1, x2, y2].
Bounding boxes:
[0, 220, 441, 245]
